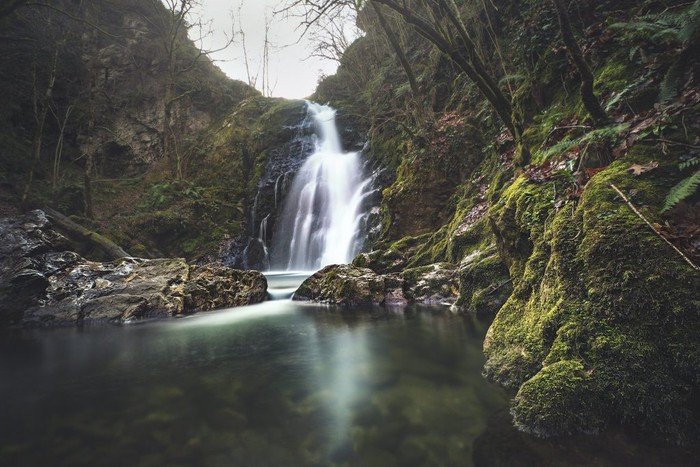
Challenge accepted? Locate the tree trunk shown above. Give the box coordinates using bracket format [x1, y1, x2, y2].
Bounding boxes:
[551, 0, 608, 126]
[21, 48, 59, 209]
[373, 0, 523, 144]
[43, 206, 130, 260]
[372, 3, 420, 99]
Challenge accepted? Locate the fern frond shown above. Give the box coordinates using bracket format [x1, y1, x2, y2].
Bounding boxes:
[679, 157, 699, 170]
[662, 168, 700, 212]
[612, 1, 700, 45]
[539, 138, 578, 161]
[659, 61, 684, 102]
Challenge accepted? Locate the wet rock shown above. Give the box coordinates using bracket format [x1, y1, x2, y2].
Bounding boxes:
[0, 211, 70, 324]
[352, 249, 408, 274]
[295, 262, 469, 308]
[383, 274, 408, 306]
[0, 211, 268, 326]
[184, 264, 267, 312]
[293, 265, 387, 306]
[451, 248, 512, 316]
[401, 263, 459, 305]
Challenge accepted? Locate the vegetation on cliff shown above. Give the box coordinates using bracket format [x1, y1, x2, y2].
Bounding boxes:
[304, 0, 700, 443]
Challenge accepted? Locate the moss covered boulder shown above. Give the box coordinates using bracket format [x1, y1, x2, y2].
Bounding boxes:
[293, 264, 395, 306]
[484, 150, 700, 442]
[451, 247, 512, 316]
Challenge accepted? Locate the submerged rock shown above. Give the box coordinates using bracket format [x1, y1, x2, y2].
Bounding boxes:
[0, 210, 267, 327]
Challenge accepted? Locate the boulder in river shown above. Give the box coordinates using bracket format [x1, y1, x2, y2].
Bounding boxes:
[293, 264, 390, 306]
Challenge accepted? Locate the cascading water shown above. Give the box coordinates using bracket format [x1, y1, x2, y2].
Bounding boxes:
[270, 102, 372, 271]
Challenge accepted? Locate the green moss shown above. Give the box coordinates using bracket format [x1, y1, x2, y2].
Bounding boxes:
[594, 60, 635, 96]
[512, 360, 603, 436]
[484, 146, 700, 442]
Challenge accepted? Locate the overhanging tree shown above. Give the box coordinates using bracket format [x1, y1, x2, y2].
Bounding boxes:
[283, 0, 529, 159]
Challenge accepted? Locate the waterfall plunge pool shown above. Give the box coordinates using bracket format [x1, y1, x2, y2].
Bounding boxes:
[0, 302, 509, 466]
[1, 299, 693, 466]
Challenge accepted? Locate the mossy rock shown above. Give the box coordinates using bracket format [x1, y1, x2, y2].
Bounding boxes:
[293, 264, 389, 307]
[401, 262, 459, 304]
[452, 248, 512, 317]
[484, 147, 700, 443]
[512, 360, 604, 436]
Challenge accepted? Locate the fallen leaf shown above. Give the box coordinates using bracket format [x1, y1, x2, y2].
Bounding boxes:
[627, 161, 659, 176]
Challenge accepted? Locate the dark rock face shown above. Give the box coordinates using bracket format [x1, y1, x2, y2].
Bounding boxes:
[246, 101, 314, 270]
[0, 211, 267, 327]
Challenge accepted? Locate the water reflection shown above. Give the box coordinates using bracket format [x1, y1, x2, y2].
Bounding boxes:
[0, 305, 504, 466]
[1, 306, 695, 466]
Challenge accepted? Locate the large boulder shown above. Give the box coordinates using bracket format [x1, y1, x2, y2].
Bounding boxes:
[293, 264, 393, 306]
[294, 262, 465, 307]
[184, 264, 267, 311]
[0, 210, 267, 327]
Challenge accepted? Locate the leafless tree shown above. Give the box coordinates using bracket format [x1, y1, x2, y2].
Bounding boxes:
[551, 0, 608, 126]
[143, 0, 233, 179]
[280, 0, 528, 158]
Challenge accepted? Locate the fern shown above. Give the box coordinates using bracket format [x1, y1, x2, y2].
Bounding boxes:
[662, 168, 700, 212]
[679, 157, 699, 170]
[536, 124, 628, 162]
[498, 74, 525, 86]
[659, 62, 684, 103]
[615, 1, 700, 45]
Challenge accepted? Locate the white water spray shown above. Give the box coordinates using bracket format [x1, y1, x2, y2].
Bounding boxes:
[270, 102, 371, 271]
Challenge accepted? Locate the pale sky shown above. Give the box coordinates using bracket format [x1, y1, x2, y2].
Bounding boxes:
[193, 0, 355, 99]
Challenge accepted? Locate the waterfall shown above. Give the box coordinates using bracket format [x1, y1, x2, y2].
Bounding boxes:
[270, 102, 372, 271]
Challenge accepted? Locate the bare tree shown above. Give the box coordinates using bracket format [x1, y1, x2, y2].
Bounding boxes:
[21, 45, 59, 209]
[143, 0, 233, 179]
[282, 0, 528, 159]
[371, 2, 419, 99]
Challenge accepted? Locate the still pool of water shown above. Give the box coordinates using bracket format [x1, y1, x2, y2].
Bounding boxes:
[1, 300, 697, 466]
[0, 301, 507, 466]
